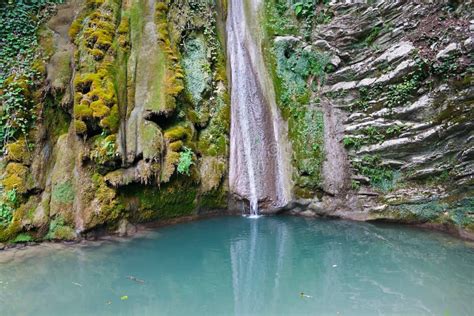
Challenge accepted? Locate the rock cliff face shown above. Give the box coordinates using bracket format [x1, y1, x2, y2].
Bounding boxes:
[277, 1, 473, 237]
[0, 0, 230, 242]
[0, 0, 472, 243]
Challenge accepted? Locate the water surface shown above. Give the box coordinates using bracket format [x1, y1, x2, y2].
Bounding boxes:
[1, 217, 473, 315]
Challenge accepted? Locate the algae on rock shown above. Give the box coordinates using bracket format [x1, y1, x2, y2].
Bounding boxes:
[0, 0, 230, 242]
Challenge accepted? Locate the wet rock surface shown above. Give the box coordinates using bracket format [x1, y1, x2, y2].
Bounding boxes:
[283, 1, 473, 236]
[0, 0, 230, 243]
[1, 0, 472, 244]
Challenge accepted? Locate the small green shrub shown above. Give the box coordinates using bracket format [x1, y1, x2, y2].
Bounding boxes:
[350, 59, 428, 113]
[315, 10, 333, 25]
[352, 155, 394, 188]
[177, 147, 194, 176]
[343, 124, 405, 150]
[431, 55, 460, 79]
[0, 202, 13, 226]
[13, 233, 32, 243]
[362, 126, 385, 143]
[45, 216, 75, 240]
[52, 180, 75, 204]
[351, 180, 361, 190]
[292, 0, 331, 38]
[90, 134, 118, 164]
[293, 1, 315, 18]
[343, 136, 363, 150]
[0, 189, 18, 226]
[264, 0, 297, 36]
[365, 26, 381, 46]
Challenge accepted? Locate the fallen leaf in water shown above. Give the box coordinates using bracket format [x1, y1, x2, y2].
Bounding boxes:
[127, 275, 145, 284]
[120, 295, 129, 301]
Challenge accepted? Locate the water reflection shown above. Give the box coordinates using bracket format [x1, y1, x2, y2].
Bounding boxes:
[230, 218, 290, 315]
[0, 217, 473, 316]
[227, 217, 474, 315]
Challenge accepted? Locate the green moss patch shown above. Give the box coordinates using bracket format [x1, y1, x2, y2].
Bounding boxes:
[45, 216, 76, 240]
[12, 233, 33, 243]
[120, 179, 198, 222]
[52, 180, 75, 204]
[385, 197, 474, 230]
[182, 35, 212, 106]
[267, 39, 329, 190]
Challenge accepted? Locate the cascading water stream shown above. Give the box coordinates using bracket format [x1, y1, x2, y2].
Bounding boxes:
[227, 0, 292, 216]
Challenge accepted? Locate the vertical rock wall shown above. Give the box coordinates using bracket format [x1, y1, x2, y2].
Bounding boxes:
[257, 1, 472, 237]
[0, 0, 231, 242]
[293, 1, 472, 236]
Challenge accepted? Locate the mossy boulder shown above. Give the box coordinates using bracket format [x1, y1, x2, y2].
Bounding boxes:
[120, 179, 198, 222]
[5, 140, 31, 164]
[199, 156, 226, 193]
[199, 187, 228, 211]
[1, 163, 31, 194]
[140, 121, 163, 161]
[80, 173, 124, 229]
[73, 69, 118, 134]
[74, 119, 88, 134]
[164, 124, 193, 142]
[48, 134, 76, 220]
[45, 216, 76, 240]
[0, 220, 22, 242]
[47, 51, 72, 93]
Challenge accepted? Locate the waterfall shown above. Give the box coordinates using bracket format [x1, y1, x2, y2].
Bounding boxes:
[227, 0, 292, 215]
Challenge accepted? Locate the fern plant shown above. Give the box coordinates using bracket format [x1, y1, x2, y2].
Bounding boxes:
[0, 189, 17, 226]
[177, 147, 194, 176]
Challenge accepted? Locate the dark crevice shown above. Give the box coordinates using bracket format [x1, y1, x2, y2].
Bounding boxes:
[144, 111, 178, 130]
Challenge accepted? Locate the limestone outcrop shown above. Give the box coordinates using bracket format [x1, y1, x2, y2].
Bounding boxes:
[295, 1, 472, 236]
[0, 0, 230, 242]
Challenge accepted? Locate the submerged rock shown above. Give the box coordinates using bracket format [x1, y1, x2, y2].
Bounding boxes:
[116, 219, 137, 237]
